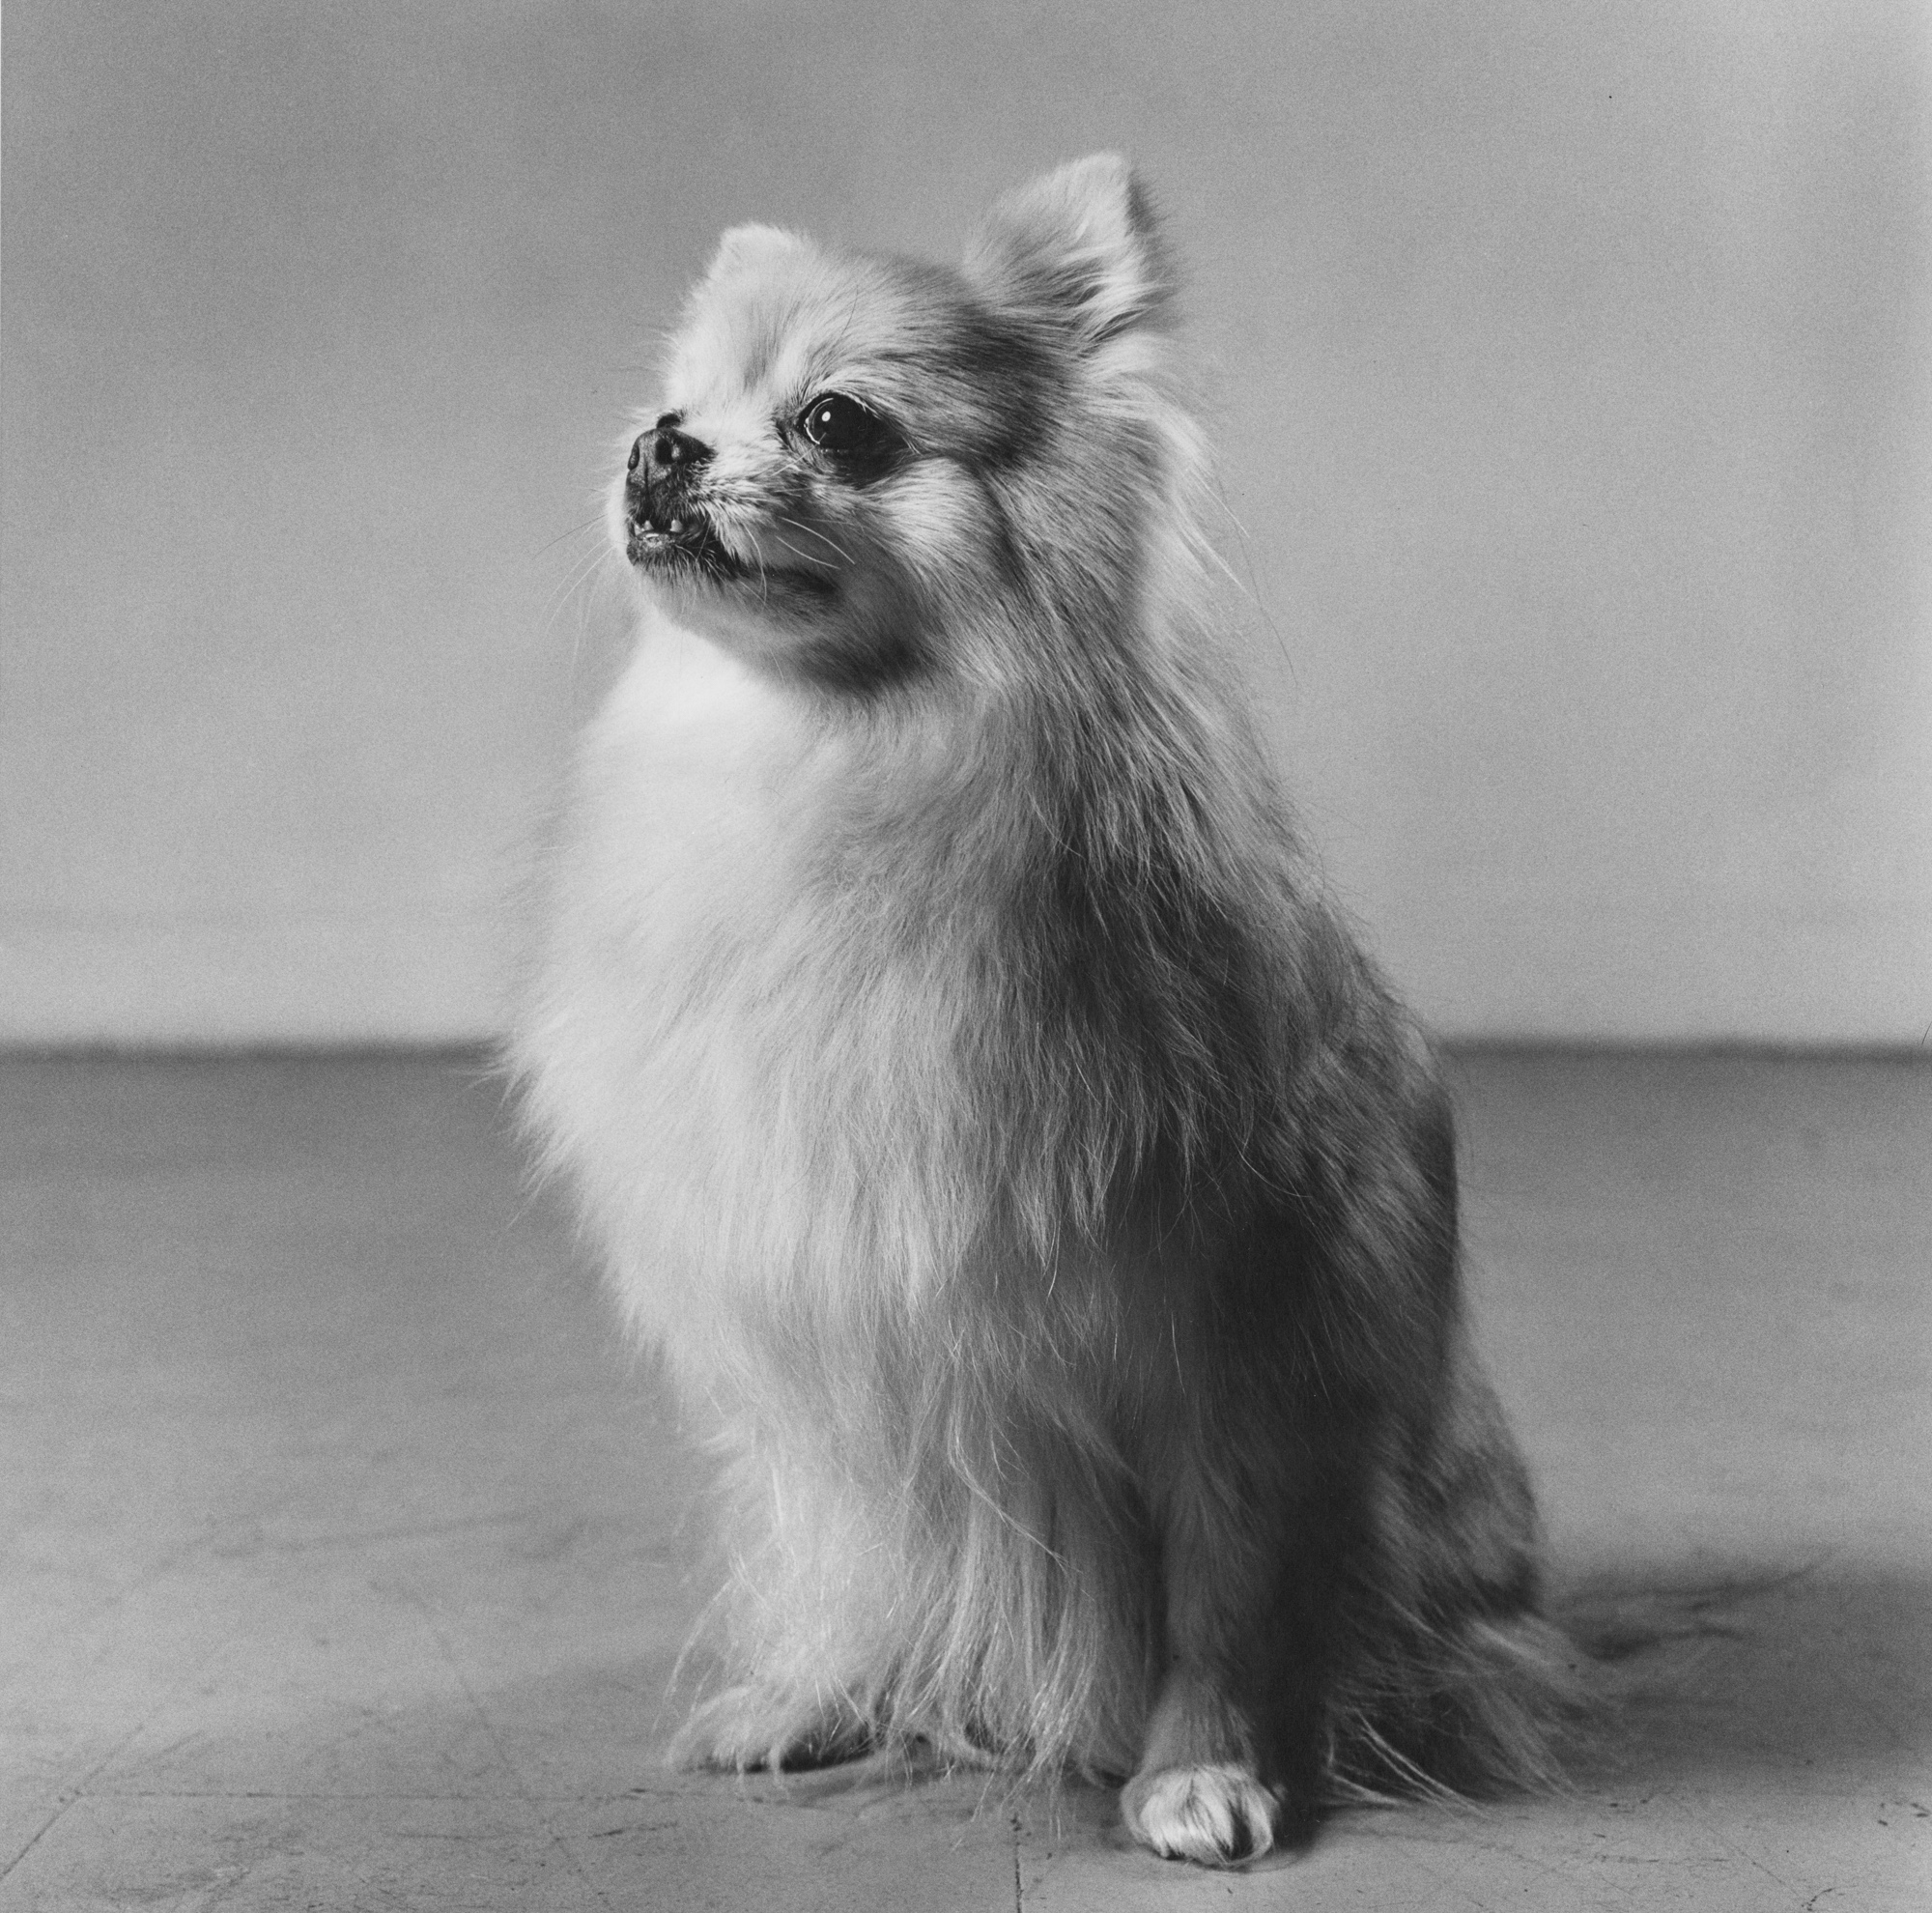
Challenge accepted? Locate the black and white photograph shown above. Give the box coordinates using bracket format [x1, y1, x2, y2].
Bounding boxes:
[3, 3, 1927, 1906]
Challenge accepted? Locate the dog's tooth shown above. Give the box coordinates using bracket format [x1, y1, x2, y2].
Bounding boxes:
[669, 518, 683, 534]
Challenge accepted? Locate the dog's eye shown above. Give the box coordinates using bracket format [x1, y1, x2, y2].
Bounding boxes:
[798, 392, 895, 458]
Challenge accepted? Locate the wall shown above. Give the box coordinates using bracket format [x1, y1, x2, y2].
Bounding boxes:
[4, 0, 1928, 1045]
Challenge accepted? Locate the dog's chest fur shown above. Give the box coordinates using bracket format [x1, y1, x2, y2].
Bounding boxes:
[524, 614, 992, 1358]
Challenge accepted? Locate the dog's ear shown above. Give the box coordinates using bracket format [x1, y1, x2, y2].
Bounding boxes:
[965, 154, 1174, 347]
[702, 222, 807, 286]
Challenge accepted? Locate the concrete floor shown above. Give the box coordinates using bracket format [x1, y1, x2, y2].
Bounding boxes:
[1, 1050, 1926, 1910]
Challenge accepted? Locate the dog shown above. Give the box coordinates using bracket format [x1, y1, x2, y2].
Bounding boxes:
[513, 154, 1569, 1867]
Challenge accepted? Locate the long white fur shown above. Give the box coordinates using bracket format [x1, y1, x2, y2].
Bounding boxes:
[514, 153, 1570, 1864]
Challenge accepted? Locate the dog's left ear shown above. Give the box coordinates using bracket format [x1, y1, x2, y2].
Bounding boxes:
[965, 154, 1174, 348]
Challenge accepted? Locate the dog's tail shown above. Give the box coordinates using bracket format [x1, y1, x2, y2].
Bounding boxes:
[1323, 1563, 1804, 1806]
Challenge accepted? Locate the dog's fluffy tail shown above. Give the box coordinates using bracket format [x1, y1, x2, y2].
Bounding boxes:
[1326, 1607, 1585, 1806]
[1325, 1563, 1807, 1808]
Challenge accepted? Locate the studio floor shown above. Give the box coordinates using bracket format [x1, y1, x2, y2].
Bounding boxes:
[1, 1049, 1926, 1910]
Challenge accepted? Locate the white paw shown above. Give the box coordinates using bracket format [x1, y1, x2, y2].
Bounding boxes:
[668, 1684, 870, 1773]
[1122, 1762, 1281, 1867]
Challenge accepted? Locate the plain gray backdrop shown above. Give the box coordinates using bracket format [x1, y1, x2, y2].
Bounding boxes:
[4, 0, 1928, 1044]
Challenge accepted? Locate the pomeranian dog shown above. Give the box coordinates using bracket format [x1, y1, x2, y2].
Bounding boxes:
[515, 155, 1569, 1867]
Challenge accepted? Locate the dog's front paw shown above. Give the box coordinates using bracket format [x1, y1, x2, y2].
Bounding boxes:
[668, 1684, 872, 1774]
[1122, 1761, 1281, 1866]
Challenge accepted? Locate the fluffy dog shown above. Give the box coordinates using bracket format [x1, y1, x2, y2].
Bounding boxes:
[515, 155, 1569, 1867]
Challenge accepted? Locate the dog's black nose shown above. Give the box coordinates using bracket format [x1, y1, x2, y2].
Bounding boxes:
[628, 422, 712, 479]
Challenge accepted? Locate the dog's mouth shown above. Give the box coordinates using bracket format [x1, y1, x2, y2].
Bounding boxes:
[623, 502, 743, 582]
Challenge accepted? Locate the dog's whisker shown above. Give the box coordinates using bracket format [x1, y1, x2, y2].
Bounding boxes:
[771, 514, 854, 565]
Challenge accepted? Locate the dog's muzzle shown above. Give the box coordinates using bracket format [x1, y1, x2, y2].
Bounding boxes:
[623, 421, 735, 573]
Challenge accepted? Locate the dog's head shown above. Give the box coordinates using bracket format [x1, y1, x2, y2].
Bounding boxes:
[613, 155, 1201, 694]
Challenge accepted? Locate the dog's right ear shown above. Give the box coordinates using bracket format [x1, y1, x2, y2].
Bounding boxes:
[702, 222, 808, 286]
[965, 154, 1175, 348]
